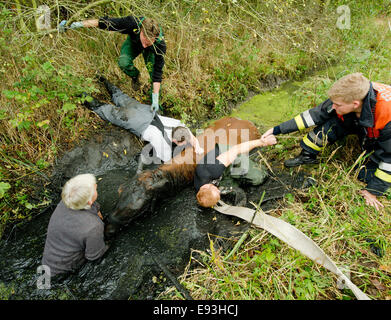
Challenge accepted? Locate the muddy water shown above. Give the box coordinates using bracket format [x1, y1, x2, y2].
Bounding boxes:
[0, 118, 308, 300]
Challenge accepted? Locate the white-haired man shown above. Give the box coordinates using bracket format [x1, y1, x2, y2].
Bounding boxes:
[42, 174, 108, 277]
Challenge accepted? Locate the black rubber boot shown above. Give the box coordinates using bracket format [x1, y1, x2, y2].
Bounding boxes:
[96, 75, 122, 96]
[284, 149, 319, 168]
[81, 93, 105, 111]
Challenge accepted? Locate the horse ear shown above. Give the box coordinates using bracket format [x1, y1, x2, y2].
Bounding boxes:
[118, 184, 124, 195]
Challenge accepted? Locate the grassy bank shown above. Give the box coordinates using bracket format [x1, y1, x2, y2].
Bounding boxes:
[0, 0, 353, 237]
[159, 7, 391, 300]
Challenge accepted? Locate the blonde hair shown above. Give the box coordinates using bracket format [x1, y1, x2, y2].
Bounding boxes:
[61, 174, 97, 210]
[328, 73, 370, 103]
[196, 184, 220, 208]
[141, 18, 160, 40]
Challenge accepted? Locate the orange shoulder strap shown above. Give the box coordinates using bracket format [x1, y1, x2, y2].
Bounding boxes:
[373, 83, 391, 131]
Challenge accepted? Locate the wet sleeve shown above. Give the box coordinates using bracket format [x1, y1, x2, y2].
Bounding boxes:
[85, 224, 108, 261]
[273, 126, 281, 135]
[278, 99, 334, 134]
[194, 162, 226, 191]
[98, 15, 138, 34]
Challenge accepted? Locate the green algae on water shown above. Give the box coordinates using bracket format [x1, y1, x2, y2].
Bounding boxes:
[230, 81, 304, 130]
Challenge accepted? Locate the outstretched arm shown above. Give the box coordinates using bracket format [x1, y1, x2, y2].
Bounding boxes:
[58, 19, 98, 31]
[217, 135, 276, 167]
[261, 99, 335, 139]
[60, 16, 138, 32]
[80, 19, 99, 28]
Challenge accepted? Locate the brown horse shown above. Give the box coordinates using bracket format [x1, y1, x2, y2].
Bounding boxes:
[104, 117, 261, 238]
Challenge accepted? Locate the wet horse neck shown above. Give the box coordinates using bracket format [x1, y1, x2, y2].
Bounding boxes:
[139, 162, 196, 195]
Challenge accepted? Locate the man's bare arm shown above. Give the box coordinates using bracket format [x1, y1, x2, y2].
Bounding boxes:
[217, 135, 276, 167]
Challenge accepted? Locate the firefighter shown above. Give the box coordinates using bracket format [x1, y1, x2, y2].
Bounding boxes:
[262, 73, 391, 210]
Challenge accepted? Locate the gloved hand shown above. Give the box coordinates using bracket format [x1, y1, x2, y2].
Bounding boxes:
[58, 20, 67, 32]
[58, 20, 84, 32]
[151, 92, 159, 113]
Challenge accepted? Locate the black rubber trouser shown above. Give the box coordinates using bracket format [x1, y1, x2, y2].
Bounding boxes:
[101, 77, 121, 97]
[300, 115, 375, 183]
[300, 115, 366, 154]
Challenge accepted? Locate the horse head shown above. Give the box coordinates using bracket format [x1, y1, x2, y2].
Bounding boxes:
[104, 169, 170, 238]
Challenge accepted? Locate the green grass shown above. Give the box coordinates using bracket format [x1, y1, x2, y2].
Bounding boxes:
[0, 0, 354, 237]
[160, 151, 391, 300]
[0, 0, 390, 300]
[159, 9, 391, 300]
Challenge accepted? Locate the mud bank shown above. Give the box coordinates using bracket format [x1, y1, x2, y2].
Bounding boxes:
[0, 126, 308, 300]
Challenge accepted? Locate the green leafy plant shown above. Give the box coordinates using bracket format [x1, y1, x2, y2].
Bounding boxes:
[0, 182, 10, 199]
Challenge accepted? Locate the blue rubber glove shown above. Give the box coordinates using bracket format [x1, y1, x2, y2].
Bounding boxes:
[58, 20, 68, 32]
[58, 20, 84, 32]
[151, 93, 159, 113]
[70, 21, 84, 29]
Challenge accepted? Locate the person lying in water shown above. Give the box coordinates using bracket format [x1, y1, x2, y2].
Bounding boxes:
[83, 76, 203, 165]
[194, 135, 277, 208]
[42, 174, 108, 278]
[103, 117, 266, 238]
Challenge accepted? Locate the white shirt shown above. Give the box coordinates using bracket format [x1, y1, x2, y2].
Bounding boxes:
[141, 115, 183, 163]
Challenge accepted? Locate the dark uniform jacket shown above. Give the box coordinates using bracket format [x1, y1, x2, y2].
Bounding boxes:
[98, 15, 166, 83]
[273, 82, 391, 196]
